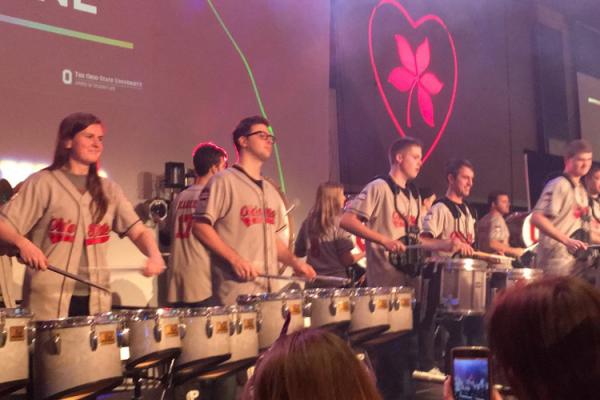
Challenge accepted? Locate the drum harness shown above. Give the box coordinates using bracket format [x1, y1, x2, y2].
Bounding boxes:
[375, 175, 422, 276]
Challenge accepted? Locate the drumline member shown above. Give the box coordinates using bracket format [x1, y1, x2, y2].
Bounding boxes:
[585, 165, 600, 240]
[193, 116, 316, 306]
[0, 112, 164, 319]
[340, 137, 458, 287]
[421, 159, 476, 257]
[294, 182, 364, 288]
[166, 142, 228, 308]
[477, 191, 525, 257]
[531, 140, 595, 278]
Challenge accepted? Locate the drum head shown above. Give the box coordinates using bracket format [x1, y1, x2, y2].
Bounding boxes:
[126, 348, 182, 370]
[0, 379, 29, 397]
[172, 353, 232, 386]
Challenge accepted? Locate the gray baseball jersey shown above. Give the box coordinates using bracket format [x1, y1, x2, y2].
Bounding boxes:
[346, 178, 421, 286]
[194, 167, 284, 305]
[534, 176, 590, 276]
[294, 216, 354, 285]
[167, 184, 212, 303]
[477, 212, 510, 254]
[591, 196, 600, 239]
[0, 169, 140, 320]
[422, 199, 476, 258]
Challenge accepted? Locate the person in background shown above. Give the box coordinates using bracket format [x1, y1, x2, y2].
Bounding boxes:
[0, 112, 164, 319]
[294, 182, 363, 288]
[477, 191, 525, 257]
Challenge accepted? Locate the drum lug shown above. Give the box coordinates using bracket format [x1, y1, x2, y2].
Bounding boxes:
[303, 301, 312, 317]
[0, 328, 6, 348]
[205, 314, 214, 339]
[27, 324, 36, 346]
[393, 297, 401, 311]
[368, 294, 376, 313]
[236, 313, 243, 335]
[117, 326, 129, 347]
[89, 328, 98, 352]
[153, 316, 162, 343]
[52, 333, 61, 355]
[179, 316, 187, 339]
[281, 301, 290, 320]
[256, 309, 263, 333]
[329, 297, 337, 317]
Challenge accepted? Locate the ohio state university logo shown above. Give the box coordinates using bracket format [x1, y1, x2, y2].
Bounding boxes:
[240, 206, 275, 227]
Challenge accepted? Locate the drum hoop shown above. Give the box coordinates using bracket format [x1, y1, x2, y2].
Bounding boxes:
[389, 286, 414, 295]
[181, 306, 229, 317]
[130, 308, 180, 321]
[0, 308, 33, 319]
[351, 287, 391, 296]
[226, 304, 256, 314]
[304, 288, 351, 298]
[237, 290, 303, 304]
[34, 316, 95, 330]
[428, 257, 488, 271]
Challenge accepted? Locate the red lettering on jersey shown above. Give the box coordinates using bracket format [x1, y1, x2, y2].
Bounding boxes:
[240, 206, 276, 227]
[450, 231, 473, 244]
[392, 212, 417, 228]
[175, 213, 194, 239]
[573, 205, 590, 219]
[177, 200, 198, 210]
[48, 218, 77, 244]
[86, 223, 110, 245]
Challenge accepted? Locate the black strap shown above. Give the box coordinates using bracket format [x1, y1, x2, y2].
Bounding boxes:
[560, 173, 576, 189]
[373, 175, 421, 231]
[433, 197, 477, 221]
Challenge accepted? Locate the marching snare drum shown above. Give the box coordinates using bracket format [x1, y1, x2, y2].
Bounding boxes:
[0, 308, 32, 396]
[226, 305, 259, 364]
[122, 308, 184, 370]
[237, 291, 304, 350]
[304, 288, 351, 329]
[349, 287, 391, 333]
[506, 212, 539, 248]
[387, 287, 414, 333]
[438, 258, 488, 315]
[33, 314, 123, 399]
[487, 267, 544, 308]
[175, 307, 231, 373]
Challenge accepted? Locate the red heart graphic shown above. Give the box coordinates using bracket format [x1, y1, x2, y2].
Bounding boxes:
[368, 0, 458, 162]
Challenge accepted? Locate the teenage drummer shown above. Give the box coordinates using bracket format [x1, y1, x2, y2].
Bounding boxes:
[0, 113, 165, 320]
[531, 140, 598, 280]
[477, 191, 525, 257]
[192, 116, 315, 306]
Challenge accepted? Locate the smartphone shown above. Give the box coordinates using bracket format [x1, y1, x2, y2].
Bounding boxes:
[451, 346, 492, 400]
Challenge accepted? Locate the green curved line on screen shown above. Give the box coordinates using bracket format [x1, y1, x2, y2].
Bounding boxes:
[206, 0, 287, 193]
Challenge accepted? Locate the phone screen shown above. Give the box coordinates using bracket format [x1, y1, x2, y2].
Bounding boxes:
[452, 357, 490, 400]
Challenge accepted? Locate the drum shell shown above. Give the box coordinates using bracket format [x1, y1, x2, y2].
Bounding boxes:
[227, 308, 259, 363]
[176, 308, 231, 368]
[33, 320, 122, 399]
[508, 268, 543, 286]
[127, 314, 182, 367]
[255, 298, 303, 349]
[0, 309, 32, 387]
[305, 289, 351, 328]
[350, 289, 390, 332]
[387, 287, 414, 333]
[440, 265, 487, 315]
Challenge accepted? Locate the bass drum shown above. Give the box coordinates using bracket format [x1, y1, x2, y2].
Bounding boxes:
[506, 212, 539, 248]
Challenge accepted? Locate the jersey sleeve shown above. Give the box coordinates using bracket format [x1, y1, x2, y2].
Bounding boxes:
[346, 181, 382, 221]
[422, 203, 447, 239]
[534, 179, 568, 219]
[108, 181, 141, 237]
[0, 172, 51, 235]
[194, 174, 231, 224]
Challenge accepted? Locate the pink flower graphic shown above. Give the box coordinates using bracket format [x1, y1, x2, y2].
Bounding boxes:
[388, 35, 444, 127]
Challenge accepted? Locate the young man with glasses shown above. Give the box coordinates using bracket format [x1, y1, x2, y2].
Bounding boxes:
[193, 115, 316, 305]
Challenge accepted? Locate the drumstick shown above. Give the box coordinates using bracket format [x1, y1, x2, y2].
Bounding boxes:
[471, 251, 515, 262]
[258, 273, 350, 285]
[46, 265, 111, 293]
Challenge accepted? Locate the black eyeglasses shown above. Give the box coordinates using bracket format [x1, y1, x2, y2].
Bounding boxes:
[246, 131, 276, 143]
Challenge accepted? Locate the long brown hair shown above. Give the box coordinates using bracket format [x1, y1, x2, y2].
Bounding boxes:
[46, 112, 108, 223]
[244, 328, 382, 400]
[307, 182, 345, 238]
[487, 276, 600, 400]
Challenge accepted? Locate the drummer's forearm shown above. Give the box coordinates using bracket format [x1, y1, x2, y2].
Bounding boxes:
[591, 231, 600, 244]
[419, 236, 449, 251]
[277, 238, 300, 267]
[531, 212, 569, 244]
[128, 224, 162, 260]
[340, 213, 388, 246]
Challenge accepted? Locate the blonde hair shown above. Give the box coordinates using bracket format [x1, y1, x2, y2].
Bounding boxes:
[307, 182, 345, 238]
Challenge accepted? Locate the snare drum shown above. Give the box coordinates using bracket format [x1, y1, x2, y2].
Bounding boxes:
[349, 287, 391, 333]
[304, 288, 351, 329]
[387, 287, 414, 333]
[33, 314, 123, 399]
[226, 305, 259, 363]
[508, 268, 544, 286]
[176, 307, 231, 372]
[0, 308, 32, 396]
[487, 267, 544, 307]
[439, 258, 488, 315]
[122, 308, 183, 370]
[237, 291, 304, 350]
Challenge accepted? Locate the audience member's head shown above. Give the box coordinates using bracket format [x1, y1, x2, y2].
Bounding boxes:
[487, 276, 600, 400]
[244, 328, 382, 400]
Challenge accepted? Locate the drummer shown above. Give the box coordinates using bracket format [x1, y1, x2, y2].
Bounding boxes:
[585, 165, 600, 242]
[531, 140, 595, 279]
[193, 116, 316, 306]
[477, 191, 525, 257]
[166, 142, 228, 308]
[0, 112, 165, 320]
